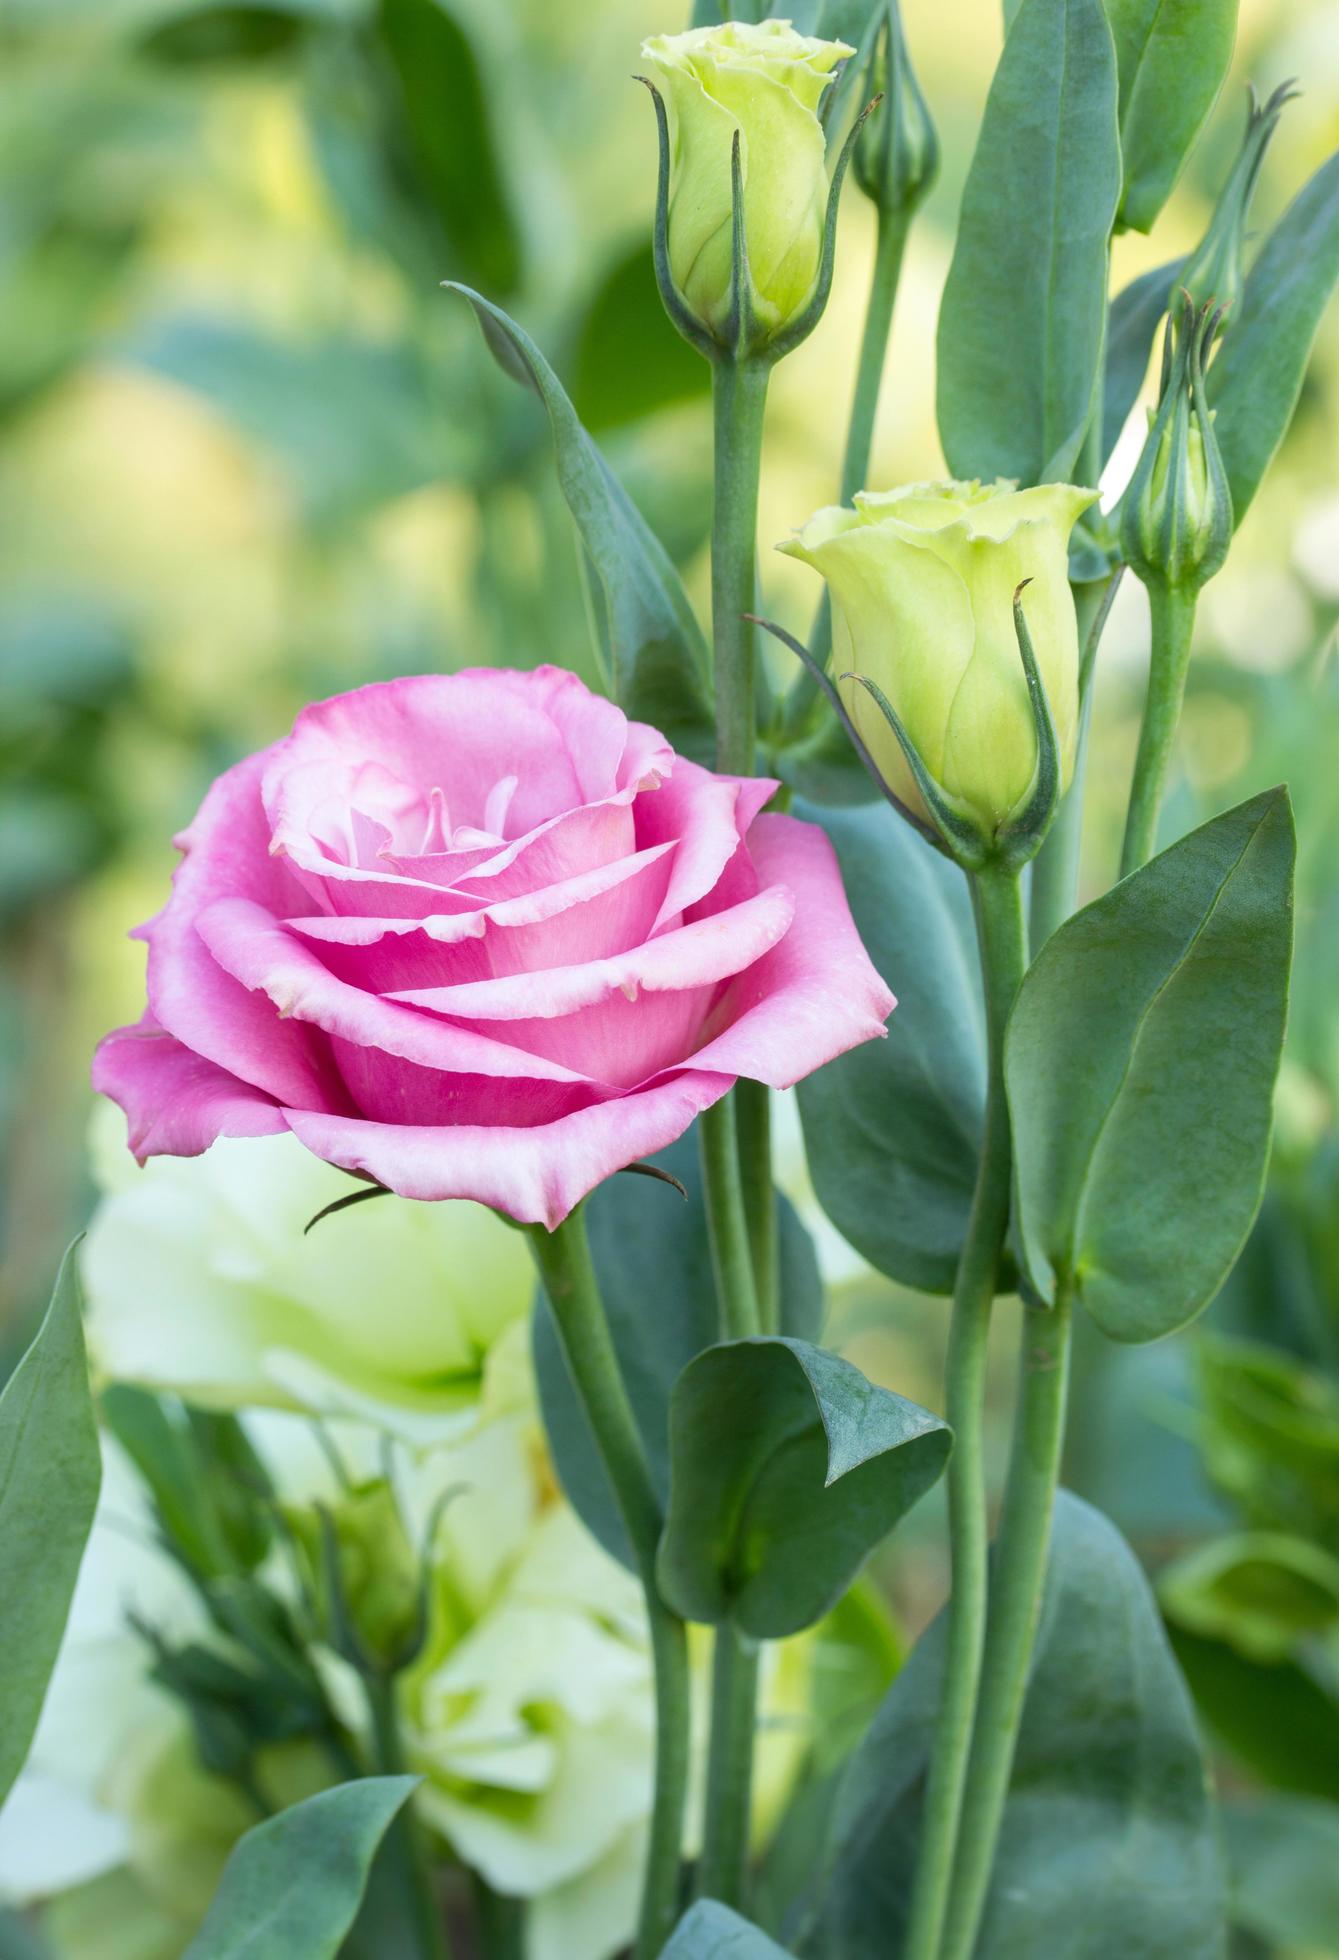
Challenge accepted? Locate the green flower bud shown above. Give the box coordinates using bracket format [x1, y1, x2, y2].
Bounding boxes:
[287, 1478, 422, 1673]
[641, 20, 853, 355]
[780, 478, 1096, 836]
[853, 0, 938, 220]
[1182, 80, 1298, 317]
[1120, 297, 1232, 594]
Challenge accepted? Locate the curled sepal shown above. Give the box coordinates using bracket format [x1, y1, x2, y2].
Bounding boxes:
[638, 75, 720, 363]
[747, 612, 941, 851]
[843, 671, 989, 869]
[853, 0, 938, 221]
[765, 91, 882, 366]
[1119, 293, 1233, 596]
[996, 581, 1063, 868]
[1181, 80, 1299, 318]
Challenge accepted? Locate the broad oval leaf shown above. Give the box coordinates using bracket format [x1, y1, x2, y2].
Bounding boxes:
[661, 1901, 796, 1957]
[572, 241, 709, 433]
[1208, 150, 1339, 524]
[1107, 0, 1237, 233]
[806, 1492, 1226, 1957]
[534, 1134, 824, 1573]
[1170, 1624, 1339, 1803]
[1102, 255, 1183, 465]
[183, 1776, 418, 1959]
[0, 1243, 101, 1806]
[656, 1336, 949, 1639]
[936, 0, 1121, 486]
[1007, 788, 1295, 1341]
[1221, 1793, 1339, 1952]
[795, 801, 985, 1293]
[447, 286, 715, 759]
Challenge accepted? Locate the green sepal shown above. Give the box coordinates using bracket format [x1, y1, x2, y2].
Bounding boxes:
[995, 581, 1063, 867]
[842, 671, 989, 867]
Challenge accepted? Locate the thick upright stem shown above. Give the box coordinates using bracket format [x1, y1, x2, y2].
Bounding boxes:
[363, 1674, 450, 1960]
[902, 862, 1028, 1960]
[1028, 574, 1114, 949]
[939, 1287, 1073, 1960]
[1120, 581, 1198, 878]
[711, 357, 769, 776]
[699, 1627, 763, 1906]
[528, 1214, 690, 1959]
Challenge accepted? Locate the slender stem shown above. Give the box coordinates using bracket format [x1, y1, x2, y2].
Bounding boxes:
[363, 1673, 450, 1960]
[1028, 574, 1114, 949]
[470, 1874, 526, 1960]
[711, 357, 769, 775]
[528, 1213, 690, 1959]
[735, 1079, 777, 1334]
[1120, 581, 1198, 878]
[699, 1629, 762, 1905]
[700, 1096, 762, 1341]
[939, 1287, 1073, 1960]
[902, 861, 1028, 1960]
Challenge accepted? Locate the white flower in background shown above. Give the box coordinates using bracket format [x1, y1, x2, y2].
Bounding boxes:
[83, 1108, 534, 1443]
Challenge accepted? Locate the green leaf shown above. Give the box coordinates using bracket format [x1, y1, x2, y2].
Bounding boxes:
[1208, 150, 1339, 524]
[1106, 0, 1237, 233]
[572, 242, 710, 433]
[0, 1243, 101, 1806]
[1160, 1531, 1339, 1663]
[1195, 1333, 1339, 1543]
[1007, 788, 1295, 1341]
[374, 0, 520, 298]
[448, 286, 715, 757]
[182, 1777, 417, 1959]
[1221, 1793, 1339, 1951]
[534, 1135, 823, 1573]
[936, 0, 1121, 486]
[795, 801, 985, 1293]
[1170, 1625, 1339, 1802]
[1102, 256, 1183, 463]
[808, 1492, 1226, 1956]
[660, 1902, 795, 1957]
[657, 1336, 949, 1638]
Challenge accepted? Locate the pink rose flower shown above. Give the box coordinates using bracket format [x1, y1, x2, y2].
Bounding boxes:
[94, 667, 894, 1227]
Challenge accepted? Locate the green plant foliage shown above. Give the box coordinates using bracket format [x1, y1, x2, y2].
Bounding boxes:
[0, 1244, 101, 1808]
[1221, 1792, 1339, 1952]
[448, 286, 716, 757]
[1159, 1530, 1339, 1662]
[181, 1777, 418, 1958]
[656, 1337, 949, 1638]
[1008, 788, 1295, 1341]
[573, 242, 710, 432]
[1170, 1625, 1339, 1802]
[660, 1901, 796, 1956]
[794, 800, 985, 1293]
[1105, 0, 1237, 233]
[1209, 149, 1339, 523]
[533, 1135, 822, 1571]
[1102, 256, 1183, 463]
[806, 1493, 1226, 1956]
[936, 0, 1121, 486]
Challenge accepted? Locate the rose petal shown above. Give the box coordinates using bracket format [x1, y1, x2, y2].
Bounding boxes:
[92, 1014, 287, 1161]
[635, 760, 778, 930]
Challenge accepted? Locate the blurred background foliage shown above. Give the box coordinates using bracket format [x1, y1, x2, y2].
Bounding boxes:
[1, 0, 1337, 1950]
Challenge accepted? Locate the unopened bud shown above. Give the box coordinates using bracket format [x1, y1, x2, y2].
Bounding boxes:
[1121, 296, 1233, 593]
[1181, 80, 1298, 317]
[854, 0, 938, 220]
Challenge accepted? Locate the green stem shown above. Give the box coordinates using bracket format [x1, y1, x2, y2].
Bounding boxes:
[699, 1628, 762, 1906]
[1028, 574, 1113, 950]
[902, 861, 1028, 1960]
[528, 1213, 690, 1959]
[1120, 581, 1198, 878]
[711, 357, 770, 775]
[470, 1874, 526, 1960]
[363, 1673, 450, 1960]
[939, 1287, 1073, 1960]
[700, 1096, 762, 1342]
[735, 1079, 777, 1334]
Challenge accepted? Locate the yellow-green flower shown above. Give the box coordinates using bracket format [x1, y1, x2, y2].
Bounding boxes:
[781, 479, 1097, 832]
[641, 19, 852, 343]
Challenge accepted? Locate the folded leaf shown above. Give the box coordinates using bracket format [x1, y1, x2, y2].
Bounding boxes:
[1107, 0, 1237, 233]
[660, 1901, 796, 1957]
[657, 1336, 949, 1638]
[795, 800, 984, 1293]
[937, 0, 1121, 485]
[1007, 788, 1294, 1341]
[0, 1243, 101, 1806]
[182, 1777, 418, 1959]
[448, 286, 715, 758]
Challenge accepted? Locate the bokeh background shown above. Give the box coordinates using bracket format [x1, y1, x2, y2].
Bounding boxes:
[1, 0, 1337, 1950]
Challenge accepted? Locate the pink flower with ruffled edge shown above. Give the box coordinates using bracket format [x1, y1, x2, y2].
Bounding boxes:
[94, 667, 894, 1228]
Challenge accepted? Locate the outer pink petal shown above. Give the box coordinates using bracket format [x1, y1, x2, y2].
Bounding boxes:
[635, 761, 779, 931]
[195, 898, 594, 1085]
[140, 753, 346, 1112]
[671, 812, 895, 1088]
[93, 1014, 286, 1161]
[284, 1070, 734, 1227]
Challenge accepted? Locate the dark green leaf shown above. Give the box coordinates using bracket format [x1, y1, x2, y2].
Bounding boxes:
[661, 1902, 795, 1957]
[936, 0, 1121, 485]
[182, 1777, 417, 1959]
[374, 0, 520, 297]
[1102, 256, 1183, 464]
[1221, 1793, 1339, 1951]
[1159, 1530, 1339, 1662]
[1106, 0, 1237, 233]
[448, 286, 715, 757]
[534, 1135, 822, 1572]
[808, 1493, 1226, 1957]
[1008, 788, 1295, 1341]
[138, 4, 317, 63]
[1208, 150, 1339, 523]
[657, 1336, 949, 1638]
[795, 801, 984, 1293]
[572, 242, 709, 433]
[1195, 1334, 1339, 1545]
[1171, 1625, 1339, 1801]
[0, 1244, 101, 1805]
